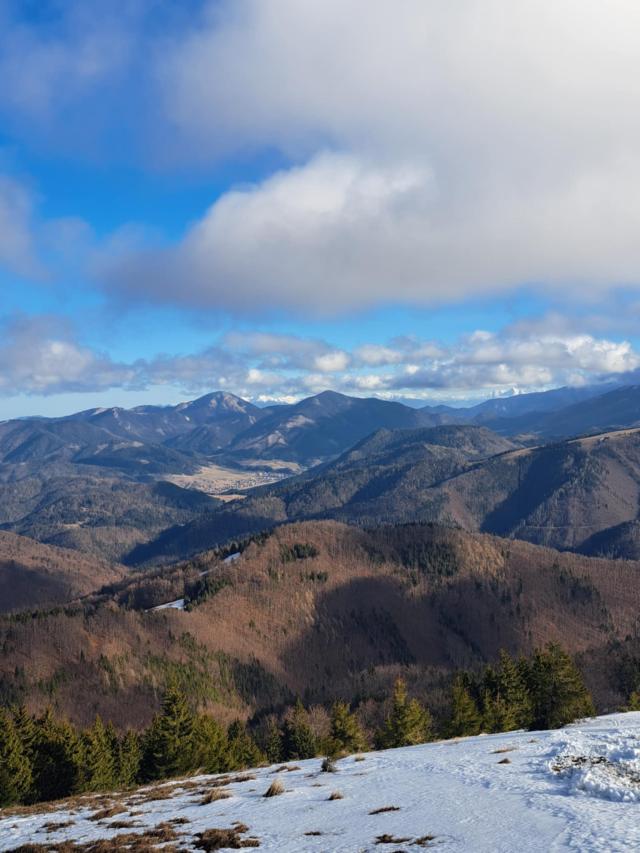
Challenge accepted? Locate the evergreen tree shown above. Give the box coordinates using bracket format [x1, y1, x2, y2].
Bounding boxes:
[141, 682, 196, 780]
[480, 689, 501, 733]
[12, 705, 37, 761]
[626, 690, 640, 712]
[263, 718, 283, 764]
[31, 709, 84, 802]
[0, 709, 32, 806]
[495, 650, 533, 730]
[527, 644, 595, 730]
[329, 701, 367, 755]
[117, 731, 142, 788]
[227, 721, 264, 769]
[447, 677, 482, 737]
[281, 700, 318, 760]
[377, 679, 432, 749]
[82, 717, 117, 792]
[192, 715, 229, 774]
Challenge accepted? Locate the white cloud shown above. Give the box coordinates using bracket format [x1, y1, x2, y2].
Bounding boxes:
[98, 0, 640, 313]
[0, 316, 136, 395]
[2, 317, 639, 402]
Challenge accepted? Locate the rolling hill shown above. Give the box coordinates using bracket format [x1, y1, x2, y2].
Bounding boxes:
[127, 426, 640, 565]
[0, 531, 124, 614]
[1, 520, 639, 727]
[124, 424, 514, 564]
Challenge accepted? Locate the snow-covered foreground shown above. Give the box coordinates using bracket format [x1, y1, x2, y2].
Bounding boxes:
[2, 713, 640, 852]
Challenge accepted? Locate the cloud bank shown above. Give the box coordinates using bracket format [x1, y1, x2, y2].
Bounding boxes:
[2, 315, 638, 403]
[97, 0, 640, 313]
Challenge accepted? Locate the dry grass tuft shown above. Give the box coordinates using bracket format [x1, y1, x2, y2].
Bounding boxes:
[327, 790, 343, 801]
[43, 821, 75, 832]
[375, 834, 411, 845]
[13, 822, 183, 852]
[492, 747, 517, 754]
[194, 824, 260, 850]
[263, 779, 285, 798]
[201, 788, 232, 805]
[369, 806, 400, 815]
[88, 805, 127, 821]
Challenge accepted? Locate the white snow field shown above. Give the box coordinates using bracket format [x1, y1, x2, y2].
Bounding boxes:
[2, 713, 640, 852]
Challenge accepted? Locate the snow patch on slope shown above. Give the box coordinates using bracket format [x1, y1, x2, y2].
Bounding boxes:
[2, 714, 640, 851]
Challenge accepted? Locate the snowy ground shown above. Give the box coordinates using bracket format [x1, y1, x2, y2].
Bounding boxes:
[2, 713, 640, 851]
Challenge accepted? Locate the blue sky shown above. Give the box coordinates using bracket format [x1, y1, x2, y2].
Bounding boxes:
[2, 0, 640, 419]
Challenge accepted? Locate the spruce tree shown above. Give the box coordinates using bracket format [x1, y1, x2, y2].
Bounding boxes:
[227, 721, 264, 769]
[377, 679, 432, 749]
[626, 690, 640, 712]
[142, 682, 196, 780]
[192, 715, 229, 774]
[329, 701, 367, 755]
[447, 677, 482, 737]
[263, 718, 284, 764]
[527, 644, 595, 730]
[12, 705, 37, 761]
[480, 689, 501, 733]
[281, 700, 317, 760]
[495, 650, 533, 730]
[83, 716, 117, 792]
[0, 709, 32, 806]
[31, 709, 84, 802]
[117, 730, 142, 788]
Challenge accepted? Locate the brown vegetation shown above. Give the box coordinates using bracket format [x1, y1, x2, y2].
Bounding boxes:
[1, 520, 639, 727]
[194, 824, 260, 850]
[0, 531, 124, 614]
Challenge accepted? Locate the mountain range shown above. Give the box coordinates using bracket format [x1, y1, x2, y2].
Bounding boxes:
[1, 382, 639, 564]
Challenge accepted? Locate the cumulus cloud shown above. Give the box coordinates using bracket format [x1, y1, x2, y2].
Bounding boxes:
[2, 316, 639, 402]
[0, 316, 137, 396]
[92, 0, 640, 312]
[100, 154, 440, 313]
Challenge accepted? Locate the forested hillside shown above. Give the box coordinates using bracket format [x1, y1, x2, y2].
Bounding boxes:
[1, 521, 639, 731]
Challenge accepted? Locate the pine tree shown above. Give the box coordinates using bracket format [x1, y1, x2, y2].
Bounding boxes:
[83, 716, 117, 792]
[31, 709, 84, 802]
[263, 718, 283, 764]
[12, 705, 37, 761]
[141, 682, 196, 780]
[527, 644, 595, 730]
[480, 689, 501, 733]
[192, 715, 229, 774]
[0, 709, 32, 806]
[281, 700, 318, 760]
[495, 650, 533, 730]
[626, 690, 640, 712]
[329, 701, 367, 755]
[377, 679, 432, 749]
[117, 730, 142, 788]
[227, 721, 264, 769]
[447, 677, 482, 737]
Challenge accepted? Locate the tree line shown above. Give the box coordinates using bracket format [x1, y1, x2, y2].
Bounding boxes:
[0, 643, 595, 807]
